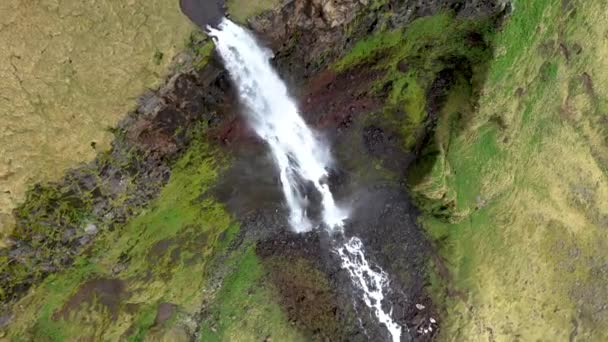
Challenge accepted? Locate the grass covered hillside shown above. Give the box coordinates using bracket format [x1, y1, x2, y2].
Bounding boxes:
[335, 0, 608, 339]
[0, 0, 193, 239]
[4, 139, 301, 341]
[226, 0, 281, 23]
[413, 0, 608, 340]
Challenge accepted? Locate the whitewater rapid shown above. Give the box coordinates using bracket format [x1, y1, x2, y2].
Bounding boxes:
[208, 18, 402, 342]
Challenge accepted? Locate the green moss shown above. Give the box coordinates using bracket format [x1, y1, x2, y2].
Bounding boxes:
[1, 177, 99, 302]
[488, 0, 560, 82]
[153, 50, 164, 66]
[187, 32, 215, 70]
[335, 12, 495, 150]
[447, 127, 503, 212]
[413, 0, 608, 340]
[194, 42, 215, 70]
[127, 304, 158, 342]
[335, 12, 493, 72]
[215, 222, 241, 252]
[333, 29, 402, 71]
[16, 258, 100, 341]
[13, 183, 93, 241]
[199, 247, 303, 342]
[5, 138, 238, 340]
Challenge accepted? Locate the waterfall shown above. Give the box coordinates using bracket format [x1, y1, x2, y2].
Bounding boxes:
[208, 18, 402, 342]
[208, 19, 346, 233]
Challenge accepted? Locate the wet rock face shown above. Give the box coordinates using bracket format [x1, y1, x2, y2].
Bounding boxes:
[249, 0, 368, 81]
[247, 186, 432, 341]
[247, 0, 506, 94]
[249, 0, 506, 48]
[255, 230, 386, 341]
[249, 0, 362, 48]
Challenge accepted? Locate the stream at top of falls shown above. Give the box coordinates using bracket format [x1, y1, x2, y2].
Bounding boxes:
[208, 18, 403, 342]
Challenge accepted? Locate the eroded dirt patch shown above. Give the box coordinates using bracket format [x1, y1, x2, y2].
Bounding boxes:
[301, 67, 384, 128]
[154, 302, 177, 326]
[54, 278, 126, 321]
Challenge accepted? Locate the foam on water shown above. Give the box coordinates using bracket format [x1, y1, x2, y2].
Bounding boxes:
[337, 237, 402, 341]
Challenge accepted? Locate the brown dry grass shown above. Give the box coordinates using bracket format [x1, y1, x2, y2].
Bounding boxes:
[0, 0, 194, 239]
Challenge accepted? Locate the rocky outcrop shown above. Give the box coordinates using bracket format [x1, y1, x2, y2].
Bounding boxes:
[249, 0, 366, 47]
[246, 0, 507, 92]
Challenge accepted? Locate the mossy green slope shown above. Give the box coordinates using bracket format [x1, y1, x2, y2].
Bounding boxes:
[410, 1, 608, 340]
[199, 247, 305, 342]
[4, 138, 299, 341]
[335, 12, 494, 151]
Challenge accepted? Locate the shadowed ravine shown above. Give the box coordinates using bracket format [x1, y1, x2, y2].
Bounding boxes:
[208, 18, 404, 341]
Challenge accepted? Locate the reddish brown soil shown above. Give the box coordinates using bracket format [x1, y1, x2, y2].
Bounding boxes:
[211, 116, 259, 146]
[300, 67, 385, 129]
[154, 302, 177, 326]
[256, 231, 351, 340]
[54, 278, 126, 321]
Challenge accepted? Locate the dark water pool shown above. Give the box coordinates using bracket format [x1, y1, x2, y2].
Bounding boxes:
[179, 0, 225, 29]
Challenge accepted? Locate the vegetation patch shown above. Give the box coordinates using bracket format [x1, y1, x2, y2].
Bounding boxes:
[4, 139, 239, 340]
[198, 246, 304, 342]
[403, 0, 608, 340]
[1, 172, 97, 304]
[226, 0, 282, 23]
[0, 0, 194, 236]
[54, 278, 126, 322]
[334, 12, 495, 151]
[186, 32, 215, 71]
[261, 256, 345, 340]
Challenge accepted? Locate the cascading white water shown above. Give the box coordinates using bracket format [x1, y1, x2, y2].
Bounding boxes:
[208, 19, 346, 233]
[209, 18, 402, 342]
[338, 237, 403, 340]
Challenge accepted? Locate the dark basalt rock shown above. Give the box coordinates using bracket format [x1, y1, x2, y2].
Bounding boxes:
[248, 0, 508, 87]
